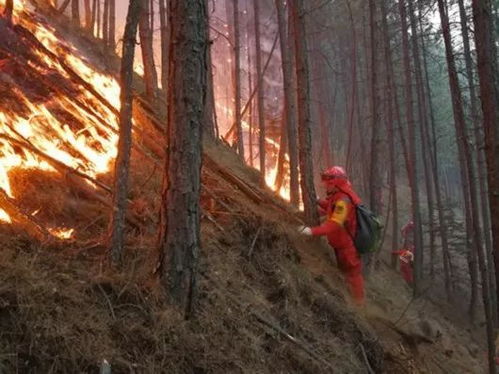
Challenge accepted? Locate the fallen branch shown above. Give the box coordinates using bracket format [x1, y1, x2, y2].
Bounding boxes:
[358, 343, 376, 374]
[202, 211, 225, 233]
[204, 155, 263, 204]
[247, 226, 262, 258]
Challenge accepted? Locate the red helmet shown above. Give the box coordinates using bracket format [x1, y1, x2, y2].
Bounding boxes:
[321, 166, 347, 181]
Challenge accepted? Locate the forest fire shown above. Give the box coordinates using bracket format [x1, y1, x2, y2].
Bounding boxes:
[216, 101, 292, 201]
[0, 0, 291, 246]
[0, 0, 121, 239]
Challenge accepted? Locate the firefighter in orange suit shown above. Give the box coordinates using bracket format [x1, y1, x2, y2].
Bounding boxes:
[298, 166, 365, 306]
[392, 248, 414, 284]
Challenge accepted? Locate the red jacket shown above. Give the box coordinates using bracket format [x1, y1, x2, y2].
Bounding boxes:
[311, 191, 357, 250]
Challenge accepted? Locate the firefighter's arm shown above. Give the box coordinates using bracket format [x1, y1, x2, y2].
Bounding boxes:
[392, 250, 405, 255]
[311, 199, 352, 236]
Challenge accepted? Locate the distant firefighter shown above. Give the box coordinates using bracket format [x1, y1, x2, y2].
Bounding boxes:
[392, 247, 414, 284]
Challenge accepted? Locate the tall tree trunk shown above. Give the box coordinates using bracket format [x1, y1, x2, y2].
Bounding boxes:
[275, 0, 299, 207]
[418, 1, 453, 300]
[84, 0, 91, 30]
[291, 0, 319, 225]
[368, 0, 382, 217]
[407, 0, 436, 279]
[380, 0, 398, 269]
[4, 0, 13, 24]
[159, 0, 169, 96]
[233, 0, 244, 157]
[473, 0, 499, 338]
[436, 0, 479, 320]
[91, 0, 97, 35]
[345, 0, 357, 175]
[253, 0, 265, 186]
[247, 36, 254, 167]
[204, 5, 215, 138]
[459, 0, 498, 323]
[139, 0, 158, 101]
[108, 0, 115, 50]
[103, 0, 109, 45]
[439, 0, 496, 371]
[59, 0, 71, 14]
[109, 0, 143, 266]
[71, 0, 80, 26]
[160, 0, 207, 318]
[96, 0, 101, 38]
[397, 0, 424, 295]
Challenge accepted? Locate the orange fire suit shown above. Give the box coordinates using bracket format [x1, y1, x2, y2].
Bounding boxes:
[311, 191, 365, 305]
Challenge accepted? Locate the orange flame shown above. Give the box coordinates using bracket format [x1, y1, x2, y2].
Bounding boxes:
[48, 227, 74, 240]
[0, 209, 12, 223]
[0, 0, 122, 237]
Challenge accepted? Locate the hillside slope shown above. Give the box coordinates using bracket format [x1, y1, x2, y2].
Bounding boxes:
[0, 4, 486, 373]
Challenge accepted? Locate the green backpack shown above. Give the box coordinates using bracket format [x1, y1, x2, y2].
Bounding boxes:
[352, 204, 383, 254]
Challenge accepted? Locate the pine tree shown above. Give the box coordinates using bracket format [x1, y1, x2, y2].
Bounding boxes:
[109, 0, 143, 265]
[159, 0, 208, 317]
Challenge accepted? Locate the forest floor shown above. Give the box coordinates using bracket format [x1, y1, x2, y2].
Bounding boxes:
[0, 5, 488, 373]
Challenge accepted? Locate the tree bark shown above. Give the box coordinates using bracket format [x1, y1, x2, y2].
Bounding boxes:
[103, 0, 109, 45]
[253, 0, 266, 186]
[275, 0, 299, 207]
[344, 0, 357, 176]
[417, 1, 453, 300]
[71, 0, 80, 26]
[458, 0, 497, 323]
[368, 0, 382, 218]
[407, 0, 436, 279]
[95, 0, 101, 38]
[438, 0, 486, 322]
[159, 0, 169, 96]
[472, 0, 499, 344]
[380, 0, 398, 269]
[139, 0, 158, 101]
[204, 3, 215, 138]
[108, 0, 115, 49]
[91, 0, 97, 34]
[160, 0, 207, 318]
[233, 0, 244, 157]
[83, 0, 91, 29]
[439, 0, 496, 371]
[397, 0, 424, 295]
[58, 0, 71, 14]
[291, 0, 319, 225]
[109, 0, 143, 266]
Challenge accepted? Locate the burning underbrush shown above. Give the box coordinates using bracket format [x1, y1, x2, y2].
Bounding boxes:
[0, 3, 163, 243]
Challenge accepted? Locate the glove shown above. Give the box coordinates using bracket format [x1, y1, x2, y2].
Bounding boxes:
[298, 226, 312, 236]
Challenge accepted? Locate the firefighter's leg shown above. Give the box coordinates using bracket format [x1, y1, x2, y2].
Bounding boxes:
[336, 246, 365, 305]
